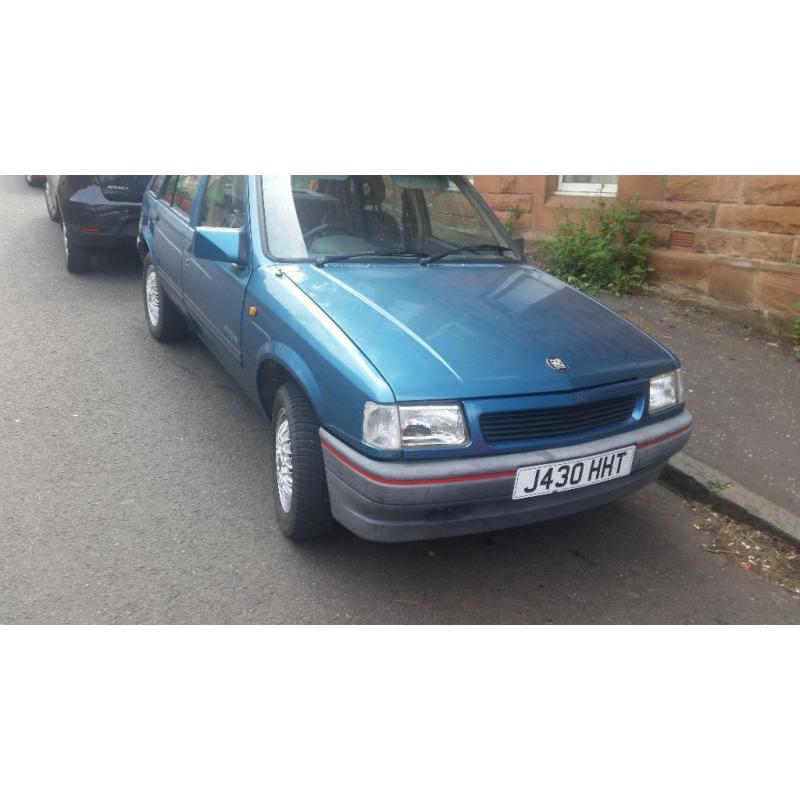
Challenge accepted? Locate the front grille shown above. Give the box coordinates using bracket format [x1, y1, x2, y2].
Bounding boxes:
[480, 395, 637, 443]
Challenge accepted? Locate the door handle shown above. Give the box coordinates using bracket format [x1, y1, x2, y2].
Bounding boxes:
[152, 212, 160, 222]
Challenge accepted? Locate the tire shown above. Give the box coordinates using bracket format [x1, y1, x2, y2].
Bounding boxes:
[270, 382, 334, 540]
[142, 255, 187, 341]
[62, 222, 92, 273]
[45, 179, 62, 222]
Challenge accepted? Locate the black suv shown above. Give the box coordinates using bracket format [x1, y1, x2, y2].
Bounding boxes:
[45, 176, 152, 273]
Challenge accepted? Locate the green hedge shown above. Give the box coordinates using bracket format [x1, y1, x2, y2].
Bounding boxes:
[539, 196, 653, 295]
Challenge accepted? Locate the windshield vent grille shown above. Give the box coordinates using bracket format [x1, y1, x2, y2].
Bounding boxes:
[480, 395, 637, 443]
[324, 262, 504, 269]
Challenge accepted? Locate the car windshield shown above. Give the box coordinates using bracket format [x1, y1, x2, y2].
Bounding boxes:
[260, 175, 516, 262]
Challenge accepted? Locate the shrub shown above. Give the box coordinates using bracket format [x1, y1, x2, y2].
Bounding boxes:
[794, 303, 800, 362]
[503, 205, 524, 235]
[538, 196, 653, 295]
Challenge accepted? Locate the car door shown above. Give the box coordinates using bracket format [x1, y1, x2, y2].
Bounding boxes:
[152, 176, 201, 298]
[183, 176, 249, 366]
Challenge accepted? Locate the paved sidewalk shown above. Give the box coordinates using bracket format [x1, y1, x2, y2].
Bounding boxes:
[601, 292, 799, 514]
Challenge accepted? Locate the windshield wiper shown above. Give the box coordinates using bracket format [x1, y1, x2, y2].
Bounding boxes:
[419, 244, 515, 265]
[315, 249, 431, 267]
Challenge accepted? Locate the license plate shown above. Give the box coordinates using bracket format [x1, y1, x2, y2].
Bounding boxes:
[512, 445, 636, 500]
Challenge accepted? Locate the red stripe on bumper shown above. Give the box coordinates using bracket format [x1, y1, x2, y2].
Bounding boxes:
[323, 421, 690, 487]
[637, 424, 691, 450]
[321, 440, 515, 486]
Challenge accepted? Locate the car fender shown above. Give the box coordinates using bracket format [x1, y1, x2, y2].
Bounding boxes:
[254, 339, 325, 416]
[243, 266, 396, 454]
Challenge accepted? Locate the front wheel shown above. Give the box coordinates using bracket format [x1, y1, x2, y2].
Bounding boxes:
[270, 382, 334, 540]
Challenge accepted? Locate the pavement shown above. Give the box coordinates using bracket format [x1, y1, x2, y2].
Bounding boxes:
[1, 174, 798, 623]
[602, 292, 800, 515]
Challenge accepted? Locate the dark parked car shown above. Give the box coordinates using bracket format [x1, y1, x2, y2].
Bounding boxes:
[45, 175, 152, 272]
[25, 175, 46, 187]
[139, 175, 691, 543]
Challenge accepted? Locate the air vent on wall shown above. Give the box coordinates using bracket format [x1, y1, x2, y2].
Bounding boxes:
[670, 230, 695, 249]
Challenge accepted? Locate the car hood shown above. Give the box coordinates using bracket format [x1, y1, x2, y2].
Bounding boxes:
[287, 262, 677, 401]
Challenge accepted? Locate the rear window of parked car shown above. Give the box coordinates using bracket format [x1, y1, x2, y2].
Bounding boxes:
[150, 175, 165, 196]
[160, 176, 178, 205]
[172, 176, 201, 220]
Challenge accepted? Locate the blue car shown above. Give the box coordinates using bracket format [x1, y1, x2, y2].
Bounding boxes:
[138, 176, 691, 542]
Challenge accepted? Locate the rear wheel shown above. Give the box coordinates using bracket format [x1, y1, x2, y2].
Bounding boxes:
[45, 179, 61, 222]
[270, 382, 334, 540]
[63, 222, 92, 273]
[143, 255, 187, 341]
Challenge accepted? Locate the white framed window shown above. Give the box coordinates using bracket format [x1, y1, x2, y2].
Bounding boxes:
[557, 175, 617, 196]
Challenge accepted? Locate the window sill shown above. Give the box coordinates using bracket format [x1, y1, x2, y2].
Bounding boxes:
[553, 189, 617, 198]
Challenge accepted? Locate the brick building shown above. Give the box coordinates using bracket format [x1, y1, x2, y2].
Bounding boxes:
[474, 176, 800, 322]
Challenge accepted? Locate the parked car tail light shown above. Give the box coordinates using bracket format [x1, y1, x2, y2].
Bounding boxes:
[363, 402, 468, 450]
[649, 369, 683, 413]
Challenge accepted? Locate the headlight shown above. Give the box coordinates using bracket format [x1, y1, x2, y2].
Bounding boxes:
[649, 369, 683, 413]
[363, 402, 468, 450]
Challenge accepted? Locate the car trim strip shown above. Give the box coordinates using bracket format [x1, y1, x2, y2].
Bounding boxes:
[320, 440, 516, 486]
[636, 423, 692, 450]
[322, 419, 691, 486]
[183, 296, 242, 363]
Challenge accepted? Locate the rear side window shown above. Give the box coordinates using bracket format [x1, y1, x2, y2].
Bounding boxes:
[172, 176, 201, 220]
[198, 176, 247, 229]
[161, 175, 178, 205]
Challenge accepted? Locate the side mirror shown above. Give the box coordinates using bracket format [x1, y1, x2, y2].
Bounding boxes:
[511, 233, 526, 261]
[193, 226, 247, 266]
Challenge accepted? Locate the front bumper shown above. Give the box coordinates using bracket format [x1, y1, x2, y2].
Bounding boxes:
[321, 409, 692, 542]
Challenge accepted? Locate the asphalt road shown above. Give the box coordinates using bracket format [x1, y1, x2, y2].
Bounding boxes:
[1, 175, 798, 623]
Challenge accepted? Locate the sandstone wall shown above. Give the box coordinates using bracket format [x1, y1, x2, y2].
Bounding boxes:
[474, 175, 800, 320]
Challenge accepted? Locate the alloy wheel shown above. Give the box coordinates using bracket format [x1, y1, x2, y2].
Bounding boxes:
[275, 408, 293, 513]
[145, 269, 160, 327]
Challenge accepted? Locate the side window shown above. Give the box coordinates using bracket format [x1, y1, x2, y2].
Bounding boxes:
[198, 176, 247, 229]
[161, 175, 178, 205]
[150, 175, 165, 196]
[172, 175, 201, 221]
